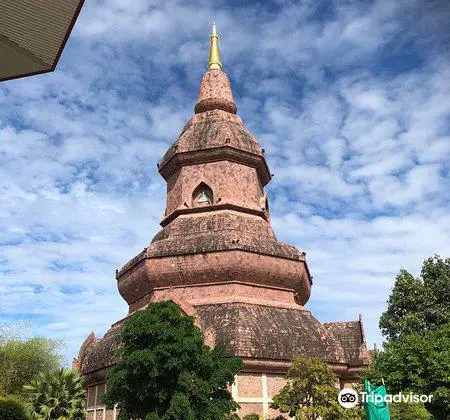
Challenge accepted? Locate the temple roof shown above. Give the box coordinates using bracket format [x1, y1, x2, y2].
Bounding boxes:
[159, 109, 263, 170]
[323, 319, 371, 366]
[78, 303, 369, 376]
[149, 211, 303, 260]
[158, 26, 270, 183]
[79, 328, 119, 376]
[196, 303, 347, 363]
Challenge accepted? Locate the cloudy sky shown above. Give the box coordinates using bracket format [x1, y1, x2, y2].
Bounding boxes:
[1, 0, 449, 364]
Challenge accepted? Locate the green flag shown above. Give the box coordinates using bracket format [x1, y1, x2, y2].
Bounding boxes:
[364, 380, 391, 420]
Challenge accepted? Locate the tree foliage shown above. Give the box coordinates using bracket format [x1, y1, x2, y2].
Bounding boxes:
[24, 368, 86, 420]
[379, 255, 450, 340]
[0, 322, 62, 398]
[270, 356, 363, 420]
[0, 396, 30, 420]
[364, 255, 450, 419]
[363, 324, 450, 419]
[223, 414, 241, 420]
[102, 301, 243, 420]
[389, 401, 431, 420]
[242, 414, 260, 420]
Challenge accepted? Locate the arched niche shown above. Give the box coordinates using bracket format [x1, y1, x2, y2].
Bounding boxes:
[259, 193, 270, 218]
[192, 182, 213, 207]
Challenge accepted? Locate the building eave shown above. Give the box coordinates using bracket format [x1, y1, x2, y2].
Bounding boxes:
[0, 0, 85, 82]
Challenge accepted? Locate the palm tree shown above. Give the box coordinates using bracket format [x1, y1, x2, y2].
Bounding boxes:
[24, 368, 86, 420]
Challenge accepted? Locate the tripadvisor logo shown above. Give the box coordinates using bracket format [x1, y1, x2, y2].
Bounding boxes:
[338, 388, 359, 408]
[338, 388, 433, 408]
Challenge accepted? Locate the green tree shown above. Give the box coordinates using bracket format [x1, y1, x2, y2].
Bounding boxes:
[24, 368, 86, 420]
[364, 255, 450, 419]
[379, 255, 450, 340]
[102, 301, 243, 420]
[0, 323, 62, 398]
[363, 324, 450, 419]
[270, 356, 363, 420]
[389, 401, 431, 420]
[0, 396, 30, 420]
[378, 269, 426, 340]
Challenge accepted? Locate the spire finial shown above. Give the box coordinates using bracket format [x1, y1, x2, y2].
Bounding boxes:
[208, 22, 222, 70]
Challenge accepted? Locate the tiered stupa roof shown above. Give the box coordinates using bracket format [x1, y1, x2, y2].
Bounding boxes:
[76, 24, 370, 388]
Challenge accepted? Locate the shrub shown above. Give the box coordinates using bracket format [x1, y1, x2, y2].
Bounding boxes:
[224, 414, 241, 420]
[243, 414, 260, 420]
[24, 368, 86, 420]
[389, 401, 431, 420]
[0, 396, 29, 420]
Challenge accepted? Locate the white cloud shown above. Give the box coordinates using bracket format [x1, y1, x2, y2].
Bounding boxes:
[0, 0, 449, 363]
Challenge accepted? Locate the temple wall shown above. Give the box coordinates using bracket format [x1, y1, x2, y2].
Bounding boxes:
[158, 282, 300, 307]
[130, 282, 302, 313]
[78, 57, 369, 419]
[85, 373, 289, 419]
[85, 371, 361, 419]
[232, 373, 288, 418]
[340, 377, 361, 389]
[165, 160, 263, 215]
[121, 250, 310, 311]
[86, 382, 116, 420]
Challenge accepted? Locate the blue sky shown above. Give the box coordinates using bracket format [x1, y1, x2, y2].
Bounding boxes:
[0, 0, 449, 365]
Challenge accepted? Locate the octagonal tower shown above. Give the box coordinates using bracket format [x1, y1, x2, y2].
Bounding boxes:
[116, 60, 312, 312]
[76, 25, 370, 420]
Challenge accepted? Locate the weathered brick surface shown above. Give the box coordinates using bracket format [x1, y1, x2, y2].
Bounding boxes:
[267, 374, 287, 398]
[118, 249, 311, 308]
[159, 69, 269, 188]
[323, 321, 371, 366]
[239, 373, 262, 398]
[153, 211, 274, 241]
[87, 386, 96, 408]
[161, 110, 262, 168]
[196, 303, 346, 362]
[239, 403, 263, 417]
[114, 65, 314, 311]
[80, 303, 353, 378]
[153, 282, 299, 308]
[96, 382, 106, 406]
[165, 161, 262, 215]
[105, 410, 115, 420]
[195, 70, 237, 114]
[76, 64, 371, 417]
[148, 228, 302, 259]
[81, 331, 120, 376]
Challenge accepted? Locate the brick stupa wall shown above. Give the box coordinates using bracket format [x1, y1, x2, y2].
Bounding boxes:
[76, 47, 371, 420]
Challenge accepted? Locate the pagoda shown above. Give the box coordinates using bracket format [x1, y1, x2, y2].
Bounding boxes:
[76, 25, 371, 420]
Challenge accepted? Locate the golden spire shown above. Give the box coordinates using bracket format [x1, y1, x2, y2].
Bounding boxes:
[208, 22, 222, 70]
